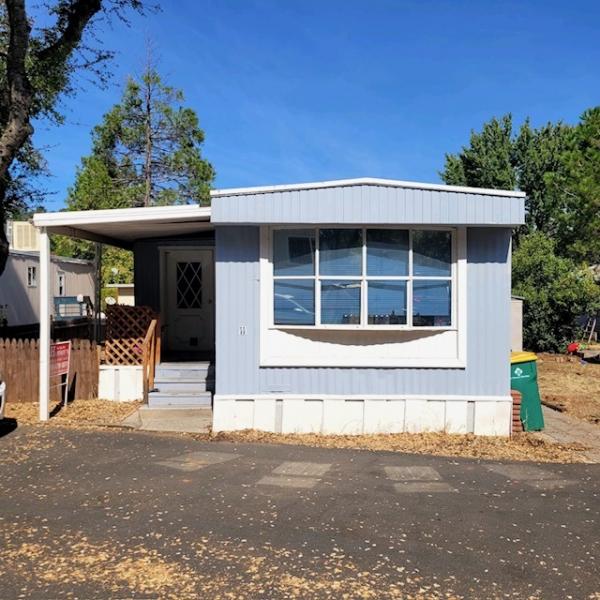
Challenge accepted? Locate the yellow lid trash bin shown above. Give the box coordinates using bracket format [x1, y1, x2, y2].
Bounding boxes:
[510, 351, 544, 431]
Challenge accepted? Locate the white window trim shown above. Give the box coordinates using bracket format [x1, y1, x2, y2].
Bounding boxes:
[57, 271, 66, 296]
[267, 225, 458, 331]
[27, 265, 37, 288]
[259, 225, 467, 368]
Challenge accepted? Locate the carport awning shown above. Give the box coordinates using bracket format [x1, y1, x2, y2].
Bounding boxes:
[33, 204, 212, 249]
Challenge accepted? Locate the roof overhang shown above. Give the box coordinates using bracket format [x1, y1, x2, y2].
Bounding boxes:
[33, 178, 526, 247]
[33, 204, 212, 249]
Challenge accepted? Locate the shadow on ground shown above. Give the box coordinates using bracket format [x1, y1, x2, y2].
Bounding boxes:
[0, 418, 18, 438]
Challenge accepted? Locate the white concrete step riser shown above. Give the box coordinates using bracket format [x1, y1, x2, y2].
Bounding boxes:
[155, 368, 211, 380]
[148, 396, 212, 408]
[155, 381, 214, 393]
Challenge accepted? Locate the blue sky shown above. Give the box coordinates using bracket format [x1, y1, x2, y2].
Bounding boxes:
[33, 0, 600, 211]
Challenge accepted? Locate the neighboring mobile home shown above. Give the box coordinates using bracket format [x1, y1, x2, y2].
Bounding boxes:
[0, 249, 95, 327]
[34, 178, 525, 435]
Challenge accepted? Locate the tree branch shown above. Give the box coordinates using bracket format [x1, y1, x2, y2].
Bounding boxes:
[36, 0, 103, 65]
[0, 0, 33, 181]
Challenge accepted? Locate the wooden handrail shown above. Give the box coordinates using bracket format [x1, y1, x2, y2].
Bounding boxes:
[142, 318, 159, 403]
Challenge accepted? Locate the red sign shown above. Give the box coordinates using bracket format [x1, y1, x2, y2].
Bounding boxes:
[50, 341, 71, 378]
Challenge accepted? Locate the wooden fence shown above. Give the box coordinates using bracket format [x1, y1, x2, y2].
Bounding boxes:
[0, 338, 99, 404]
[0, 319, 96, 342]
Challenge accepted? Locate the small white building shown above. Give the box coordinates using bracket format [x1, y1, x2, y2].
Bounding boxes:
[104, 283, 135, 306]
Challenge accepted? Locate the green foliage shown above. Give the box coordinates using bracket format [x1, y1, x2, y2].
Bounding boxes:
[441, 110, 600, 264]
[88, 67, 215, 207]
[512, 120, 573, 236]
[512, 233, 600, 352]
[52, 155, 134, 283]
[443, 111, 600, 349]
[56, 65, 214, 284]
[0, 1, 147, 219]
[545, 108, 600, 264]
[442, 115, 516, 190]
[441, 114, 573, 238]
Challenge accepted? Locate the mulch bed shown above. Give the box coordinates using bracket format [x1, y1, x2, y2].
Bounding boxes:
[5, 397, 589, 463]
[203, 429, 587, 463]
[5, 399, 140, 428]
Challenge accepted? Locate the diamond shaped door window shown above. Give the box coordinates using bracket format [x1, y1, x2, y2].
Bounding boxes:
[176, 262, 202, 309]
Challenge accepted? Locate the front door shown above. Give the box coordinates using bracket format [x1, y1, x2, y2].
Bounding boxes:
[163, 249, 214, 354]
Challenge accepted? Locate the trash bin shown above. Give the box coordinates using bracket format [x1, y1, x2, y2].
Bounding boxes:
[510, 351, 544, 431]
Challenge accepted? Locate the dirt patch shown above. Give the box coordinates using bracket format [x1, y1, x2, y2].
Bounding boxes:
[202, 429, 586, 463]
[5, 399, 140, 428]
[537, 353, 600, 425]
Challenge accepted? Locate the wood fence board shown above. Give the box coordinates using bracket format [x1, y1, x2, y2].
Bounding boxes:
[0, 337, 98, 403]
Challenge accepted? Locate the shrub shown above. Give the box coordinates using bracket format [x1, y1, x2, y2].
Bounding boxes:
[512, 232, 600, 352]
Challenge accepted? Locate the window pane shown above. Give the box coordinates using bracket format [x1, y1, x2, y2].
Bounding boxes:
[413, 281, 451, 327]
[413, 230, 451, 276]
[321, 280, 361, 324]
[368, 281, 407, 325]
[273, 229, 315, 276]
[176, 262, 202, 309]
[319, 229, 362, 276]
[274, 280, 315, 325]
[367, 229, 408, 276]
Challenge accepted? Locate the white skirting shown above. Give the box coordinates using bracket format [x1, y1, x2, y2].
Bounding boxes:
[98, 365, 143, 402]
[212, 394, 512, 437]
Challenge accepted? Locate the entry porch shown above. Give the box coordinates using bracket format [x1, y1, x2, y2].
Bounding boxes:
[33, 205, 216, 420]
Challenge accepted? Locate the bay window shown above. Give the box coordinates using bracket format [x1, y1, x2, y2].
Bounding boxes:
[272, 227, 454, 328]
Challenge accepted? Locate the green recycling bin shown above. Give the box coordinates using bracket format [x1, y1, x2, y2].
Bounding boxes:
[510, 351, 545, 431]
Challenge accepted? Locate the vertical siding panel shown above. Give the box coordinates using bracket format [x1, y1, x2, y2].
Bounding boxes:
[423, 190, 432, 224]
[431, 191, 441, 224]
[379, 186, 388, 224]
[448, 192, 458, 225]
[293, 190, 301, 223]
[404, 189, 413, 223]
[337, 186, 345, 224]
[215, 226, 260, 395]
[212, 185, 523, 226]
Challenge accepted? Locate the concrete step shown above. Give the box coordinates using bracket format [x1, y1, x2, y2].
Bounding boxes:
[148, 390, 212, 408]
[155, 364, 212, 380]
[124, 406, 212, 433]
[154, 379, 214, 393]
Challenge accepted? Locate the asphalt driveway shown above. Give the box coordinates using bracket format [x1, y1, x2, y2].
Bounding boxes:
[1, 424, 599, 599]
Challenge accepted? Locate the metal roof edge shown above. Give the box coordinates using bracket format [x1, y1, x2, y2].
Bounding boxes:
[9, 249, 94, 265]
[33, 204, 211, 228]
[210, 177, 526, 199]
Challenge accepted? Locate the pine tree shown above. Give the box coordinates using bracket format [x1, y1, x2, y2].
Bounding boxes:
[54, 66, 215, 288]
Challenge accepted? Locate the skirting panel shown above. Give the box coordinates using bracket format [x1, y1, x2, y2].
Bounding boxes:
[212, 395, 511, 437]
[98, 365, 143, 402]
